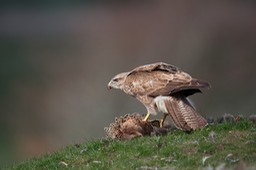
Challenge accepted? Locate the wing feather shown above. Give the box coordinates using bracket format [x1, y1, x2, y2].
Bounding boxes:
[149, 78, 210, 97]
[124, 62, 210, 97]
[127, 62, 179, 75]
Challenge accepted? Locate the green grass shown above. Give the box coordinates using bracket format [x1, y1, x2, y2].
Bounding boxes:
[7, 120, 256, 170]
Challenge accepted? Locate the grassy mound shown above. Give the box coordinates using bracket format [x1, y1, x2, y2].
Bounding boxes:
[8, 120, 256, 170]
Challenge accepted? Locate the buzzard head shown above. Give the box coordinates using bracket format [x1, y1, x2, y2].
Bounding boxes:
[108, 72, 128, 90]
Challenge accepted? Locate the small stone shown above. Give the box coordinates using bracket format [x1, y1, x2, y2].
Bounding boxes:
[207, 117, 215, 124]
[202, 165, 214, 170]
[59, 161, 68, 167]
[202, 156, 211, 166]
[245, 140, 255, 145]
[226, 153, 239, 163]
[208, 131, 216, 143]
[217, 113, 236, 123]
[215, 163, 226, 170]
[248, 114, 256, 123]
[80, 148, 88, 154]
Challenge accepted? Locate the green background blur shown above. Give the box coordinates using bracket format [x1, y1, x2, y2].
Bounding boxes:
[0, 1, 255, 164]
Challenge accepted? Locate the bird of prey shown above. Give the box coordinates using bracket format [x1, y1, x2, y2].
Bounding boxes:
[108, 62, 210, 131]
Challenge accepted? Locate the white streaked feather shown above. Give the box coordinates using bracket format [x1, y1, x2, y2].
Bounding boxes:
[154, 96, 169, 113]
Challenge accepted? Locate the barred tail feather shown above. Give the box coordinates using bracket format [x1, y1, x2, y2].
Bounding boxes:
[155, 95, 208, 131]
[179, 97, 208, 130]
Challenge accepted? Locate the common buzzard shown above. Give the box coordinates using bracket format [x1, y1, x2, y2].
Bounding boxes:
[108, 62, 210, 131]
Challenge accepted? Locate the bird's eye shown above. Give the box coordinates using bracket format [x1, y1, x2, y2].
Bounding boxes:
[113, 78, 118, 82]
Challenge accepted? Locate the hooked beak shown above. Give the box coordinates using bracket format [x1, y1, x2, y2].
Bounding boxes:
[107, 85, 112, 90]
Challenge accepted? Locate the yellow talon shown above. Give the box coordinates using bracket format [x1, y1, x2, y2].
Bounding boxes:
[143, 113, 150, 122]
[160, 113, 168, 127]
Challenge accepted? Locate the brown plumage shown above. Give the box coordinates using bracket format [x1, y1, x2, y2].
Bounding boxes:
[108, 62, 210, 131]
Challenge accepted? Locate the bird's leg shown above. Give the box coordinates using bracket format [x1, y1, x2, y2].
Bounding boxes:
[160, 113, 168, 127]
[142, 113, 150, 122]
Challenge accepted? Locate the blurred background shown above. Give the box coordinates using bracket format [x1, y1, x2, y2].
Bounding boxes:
[0, 1, 255, 164]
